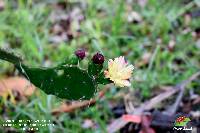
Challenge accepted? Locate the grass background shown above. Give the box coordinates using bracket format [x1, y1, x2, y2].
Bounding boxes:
[0, 0, 200, 132]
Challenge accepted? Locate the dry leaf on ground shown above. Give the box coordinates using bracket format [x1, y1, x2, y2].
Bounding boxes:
[0, 77, 35, 97]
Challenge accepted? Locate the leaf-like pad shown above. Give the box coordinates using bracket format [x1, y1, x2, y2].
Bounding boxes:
[20, 65, 97, 100]
[0, 49, 100, 100]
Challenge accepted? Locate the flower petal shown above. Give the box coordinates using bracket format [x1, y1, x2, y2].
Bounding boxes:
[120, 65, 134, 79]
[104, 56, 133, 87]
[114, 79, 131, 87]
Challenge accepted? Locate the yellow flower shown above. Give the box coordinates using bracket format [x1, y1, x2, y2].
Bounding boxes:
[104, 56, 134, 87]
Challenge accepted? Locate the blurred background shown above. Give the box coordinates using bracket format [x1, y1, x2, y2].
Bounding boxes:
[0, 0, 200, 132]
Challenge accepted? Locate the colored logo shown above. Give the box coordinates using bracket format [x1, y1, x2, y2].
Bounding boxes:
[173, 116, 192, 131]
[174, 116, 190, 127]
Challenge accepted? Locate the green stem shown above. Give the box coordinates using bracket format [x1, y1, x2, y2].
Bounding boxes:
[0, 49, 22, 65]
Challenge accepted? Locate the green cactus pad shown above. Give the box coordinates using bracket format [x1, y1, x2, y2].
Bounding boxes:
[18, 65, 97, 100]
[88, 61, 103, 76]
[0, 48, 102, 100]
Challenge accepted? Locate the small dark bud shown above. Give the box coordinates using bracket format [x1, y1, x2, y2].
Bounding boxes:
[75, 49, 86, 60]
[92, 52, 104, 64]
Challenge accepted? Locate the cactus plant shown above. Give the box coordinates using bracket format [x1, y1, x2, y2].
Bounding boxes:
[0, 49, 133, 100]
[0, 49, 103, 100]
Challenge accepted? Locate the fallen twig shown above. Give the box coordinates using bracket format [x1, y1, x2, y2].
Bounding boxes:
[164, 83, 186, 115]
[52, 99, 96, 115]
[52, 85, 110, 114]
[193, 96, 200, 105]
[107, 71, 200, 133]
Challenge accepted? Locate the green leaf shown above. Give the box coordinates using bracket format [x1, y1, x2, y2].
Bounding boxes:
[88, 61, 103, 76]
[59, 55, 79, 66]
[18, 65, 97, 100]
[96, 72, 112, 85]
[0, 48, 22, 65]
[0, 49, 97, 100]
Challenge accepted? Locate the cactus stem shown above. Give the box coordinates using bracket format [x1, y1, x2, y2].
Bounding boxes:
[0, 48, 22, 65]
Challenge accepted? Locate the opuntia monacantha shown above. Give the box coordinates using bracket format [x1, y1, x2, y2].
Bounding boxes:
[0, 48, 133, 100]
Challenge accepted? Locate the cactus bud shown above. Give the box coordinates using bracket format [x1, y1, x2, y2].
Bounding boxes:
[75, 49, 86, 60]
[92, 52, 104, 64]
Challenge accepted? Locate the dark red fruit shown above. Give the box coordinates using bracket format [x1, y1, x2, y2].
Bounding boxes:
[75, 49, 86, 60]
[92, 52, 104, 64]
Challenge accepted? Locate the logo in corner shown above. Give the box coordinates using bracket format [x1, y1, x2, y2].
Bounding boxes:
[174, 116, 190, 126]
[173, 116, 192, 131]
